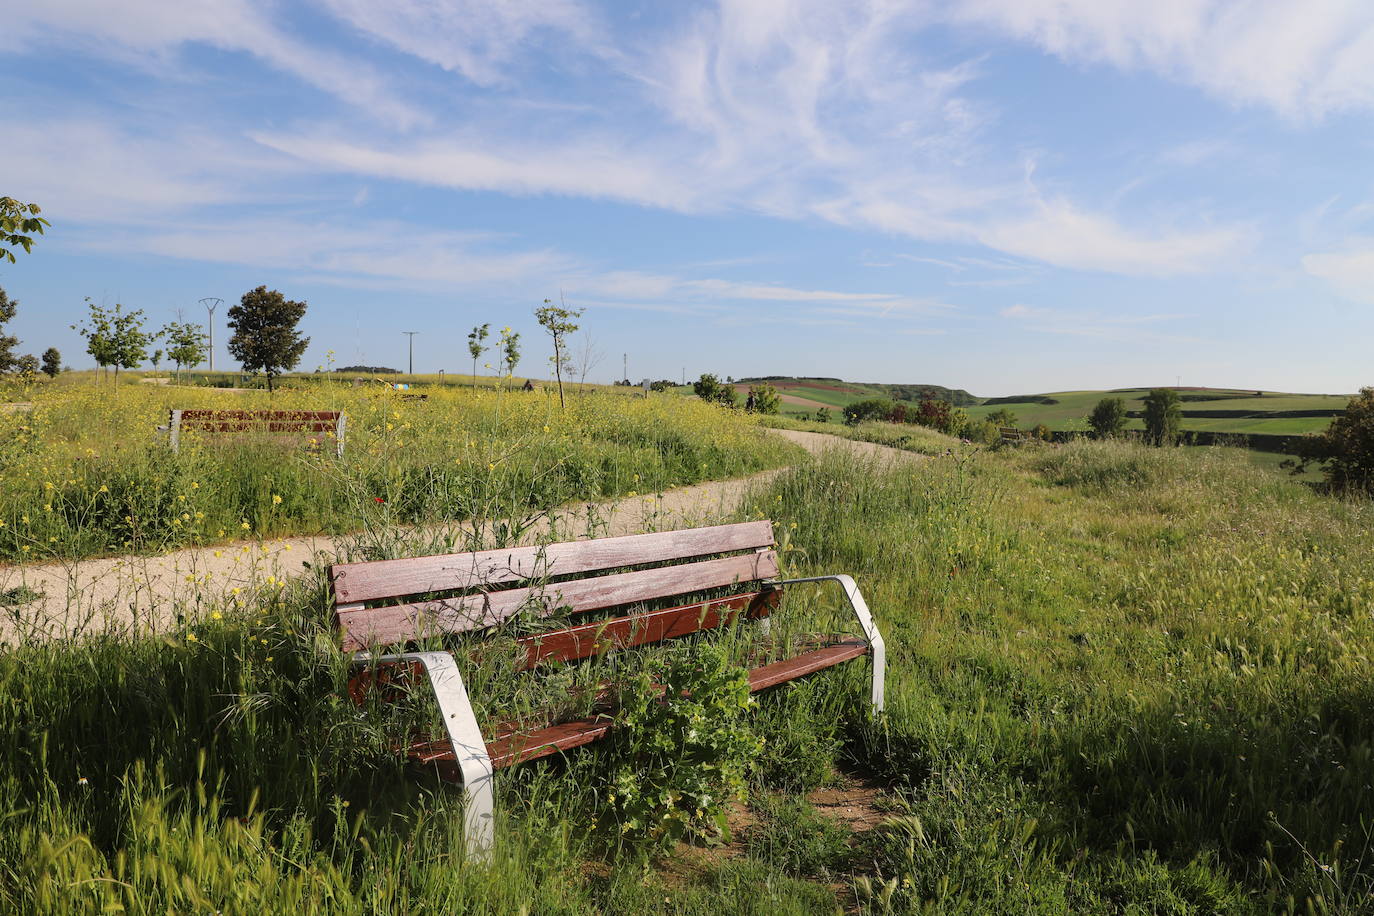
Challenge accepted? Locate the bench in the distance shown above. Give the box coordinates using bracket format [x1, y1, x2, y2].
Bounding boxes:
[162, 409, 346, 457]
[328, 520, 885, 857]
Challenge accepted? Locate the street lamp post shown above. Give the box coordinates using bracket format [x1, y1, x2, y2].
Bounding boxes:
[199, 298, 223, 373]
[403, 331, 418, 377]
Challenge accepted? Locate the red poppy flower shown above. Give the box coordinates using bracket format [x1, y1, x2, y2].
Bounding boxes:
[374, 496, 385, 503]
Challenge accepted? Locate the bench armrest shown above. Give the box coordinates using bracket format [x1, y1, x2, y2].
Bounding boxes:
[351, 650, 493, 857]
[764, 574, 885, 713]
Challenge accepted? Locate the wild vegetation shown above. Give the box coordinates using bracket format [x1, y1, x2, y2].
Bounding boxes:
[0, 380, 790, 563]
[5, 411, 1373, 912]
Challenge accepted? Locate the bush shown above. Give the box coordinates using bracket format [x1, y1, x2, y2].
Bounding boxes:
[1088, 397, 1127, 439]
[986, 407, 1018, 427]
[1290, 386, 1374, 495]
[747, 382, 780, 415]
[843, 398, 896, 425]
[693, 373, 740, 408]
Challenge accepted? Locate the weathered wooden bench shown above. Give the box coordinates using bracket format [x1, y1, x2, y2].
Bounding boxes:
[161, 409, 346, 457]
[329, 520, 885, 857]
[998, 425, 1028, 445]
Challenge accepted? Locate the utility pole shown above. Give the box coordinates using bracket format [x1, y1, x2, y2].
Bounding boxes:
[199, 298, 222, 372]
[623, 353, 628, 384]
[403, 331, 418, 376]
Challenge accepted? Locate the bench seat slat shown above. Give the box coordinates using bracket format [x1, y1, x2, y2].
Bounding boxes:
[515, 590, 780, 669]
[180, 409, 340, 421]
[339, 550, 779, 651]
[331, 520, 775, 605]
[407, 639, 870, 775]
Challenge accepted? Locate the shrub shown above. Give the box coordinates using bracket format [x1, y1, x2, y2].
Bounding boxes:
[602, 644, 761, 852]
[693, 373, 739, 408]
[813, 407, 830, 424]
[986, 407, 1018, 428]
[747, 382, 781, 415]
[1289, 386, 1374, 495]
[915, 397, 952, 432]
[1088, 397, 1127, 439]
[843, 398, 896, 425]
[1032, 423, 1053, 442]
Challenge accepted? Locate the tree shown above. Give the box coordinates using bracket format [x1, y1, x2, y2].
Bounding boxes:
[1287, 387, 1374, 495]
[0, 287, 20, 372]
[534, 298, 583, 408]
[693, 373, 739, 408]
[986, 407, 1018, 428]
[72, 300, 155, 382]
[916, 397, 952, 432]
[814, 407, 831, 423]
[1088, 397, 1127, 439]
[843, 398, 896, 425]
[1142, 388, 1182, 445]
[40, 347, 60, 378]
[467, 323, 489, 388]
[15, 354, 38, 377]
[500, 327, 521, 385]
[227, 287, 310, 393]
[747, 382, 780, 415]
[0, 197, 49, 264]
[163, 321, 207, 381]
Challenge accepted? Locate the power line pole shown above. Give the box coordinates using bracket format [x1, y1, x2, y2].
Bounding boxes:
[623, 352, 628, 384]
[199, 298, 222, 372]
[403, 331, 418, 376]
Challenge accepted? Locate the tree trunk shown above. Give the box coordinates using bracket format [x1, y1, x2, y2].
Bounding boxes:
[554, 339, 565, 409]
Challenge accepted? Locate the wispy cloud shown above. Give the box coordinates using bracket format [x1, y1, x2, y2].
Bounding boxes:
[999, 303, 1194, 341]
[1303, 239, 1374, 304]
[946, 0, 1374, 120]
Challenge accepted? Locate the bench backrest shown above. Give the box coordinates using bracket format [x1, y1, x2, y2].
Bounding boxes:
[168, 408, 346, 457]
[330, 521, 779, 654]
[998, 426, 1024, 441]
[178, 409, 340, 432]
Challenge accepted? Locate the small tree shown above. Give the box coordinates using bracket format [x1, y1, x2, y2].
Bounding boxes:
[1142, 388, 1182, 446]
[986, 407, 1018, 428]
[72, 300, 154, 383]
[500, 327, 521, 386]
[0, 197, 49, 263]
[747, 382, 780, 415]
[1088, 397, 1127, 439]
[693, 373, 738, 408]
[1288, 387, 1374, 495]
[814, 407, 831, 423]
[227, 286, 310, 393]
[0, 287, 21, 373]
[150, 349, 163, 373]
[534, 298, 583, 409]
[163, 321, 207, 381]
[15, 354, 38, 378]
[916, 397, 952, 432]
[40, 347, 60, 378]
[467, 323, 490, 388]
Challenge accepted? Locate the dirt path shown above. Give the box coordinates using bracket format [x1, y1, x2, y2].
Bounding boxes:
[0, 428, 914, 643]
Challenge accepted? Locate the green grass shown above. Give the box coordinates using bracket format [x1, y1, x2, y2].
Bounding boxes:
[5, 437, 1374, 913]
[0, 380, 796, 563]
[964, 387, 1352, 437]
[760, 414, 964, 456]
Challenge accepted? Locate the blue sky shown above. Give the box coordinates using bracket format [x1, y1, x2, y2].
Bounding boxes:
[2, 1, 1373, 395]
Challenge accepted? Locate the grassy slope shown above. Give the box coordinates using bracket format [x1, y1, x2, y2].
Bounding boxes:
[0, 380, 796, 563]
[964, 388, 1351, 435]
[5, 439, 1373, 913]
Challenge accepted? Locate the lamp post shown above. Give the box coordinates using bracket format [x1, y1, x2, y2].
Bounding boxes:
[199, 298, 222, 372]
[403, 331, 418, 377]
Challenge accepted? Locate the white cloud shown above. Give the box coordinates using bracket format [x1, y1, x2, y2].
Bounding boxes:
[1303, 240, 1374, 304]
[0, 0, 424, 126]
[317, 0, 599, 87]
[946, 0, 1374, 119]
[1000, 302, 1193, 341]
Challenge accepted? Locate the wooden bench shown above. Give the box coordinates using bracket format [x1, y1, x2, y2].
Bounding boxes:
[998, 426, 1028, 445]
[328, 520, 885, 857]
[162, 409, 346, 458]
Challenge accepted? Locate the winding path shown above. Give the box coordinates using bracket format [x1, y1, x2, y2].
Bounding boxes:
[0, 429, 915, 643]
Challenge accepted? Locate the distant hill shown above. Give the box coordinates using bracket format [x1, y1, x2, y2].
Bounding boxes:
[737, 377, 980, 408]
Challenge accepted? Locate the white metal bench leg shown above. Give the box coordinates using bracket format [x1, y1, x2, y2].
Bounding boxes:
[766, 575, 886, 713]
[354, 650, 495, 858]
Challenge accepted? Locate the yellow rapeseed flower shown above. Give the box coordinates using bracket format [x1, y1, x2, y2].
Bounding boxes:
[271, 494, 282, 505]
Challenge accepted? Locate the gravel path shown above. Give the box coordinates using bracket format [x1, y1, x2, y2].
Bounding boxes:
[0, 428, 914, 643]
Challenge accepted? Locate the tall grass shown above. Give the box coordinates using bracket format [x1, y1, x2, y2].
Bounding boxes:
[6, 434, 1374, 913]
[0, 380, 792, 562]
